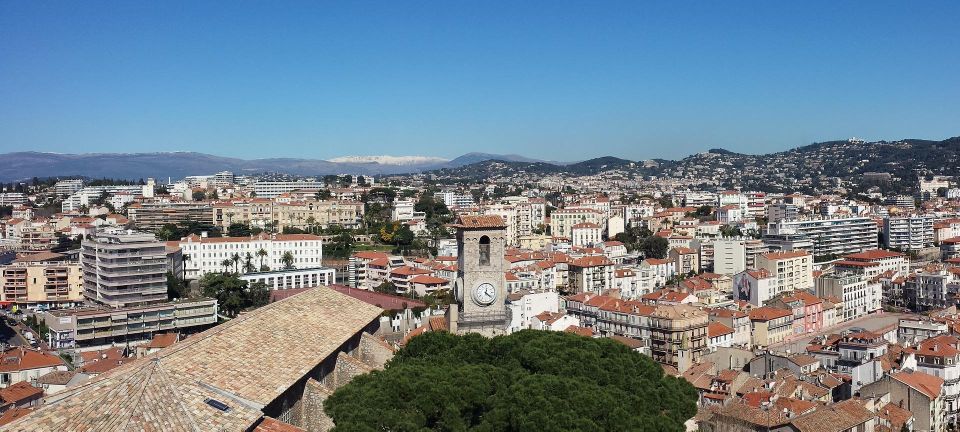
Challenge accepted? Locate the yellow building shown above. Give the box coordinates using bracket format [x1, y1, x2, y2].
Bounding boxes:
[0, 263, 84, 308]
[748, 306, 793, 347]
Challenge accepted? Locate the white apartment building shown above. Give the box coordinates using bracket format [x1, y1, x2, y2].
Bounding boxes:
[713, 238, 748, 275]
[716, 205, 743, 224]
[252, 181, 326, 198]
[63, 185, 152, 212]
[767, 216, 878, 257]
[239, 267, 336, 290]
[680, 191, 717, 208]
[934, 219, 960, 243]
[816, 273, 881, 321]
[506, 290, 560, 332]
[838, 249, 910, 277]
[54, 179, 85, 196]
[0, 193, 28, 206]
[756, 250, 813, 293]
[623, 203, 654, 227]
[550, 208, 604, 239]
[571, 222, 602, 247]
[717, 191, 748, 211]
[434, 191, 475, 208]
[390, 199, 423, 222]
[884, 215, 935, 251]
[483, 205, 519, 247]
[179, 233, 324, 278]
[500, 196, 547, 237]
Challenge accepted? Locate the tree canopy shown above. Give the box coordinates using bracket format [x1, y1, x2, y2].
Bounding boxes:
[324, 330, 697, 432]
[199, 273, 269, 317]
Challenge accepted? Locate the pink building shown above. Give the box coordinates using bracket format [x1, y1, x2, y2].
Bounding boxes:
[778, 291, 824, 334]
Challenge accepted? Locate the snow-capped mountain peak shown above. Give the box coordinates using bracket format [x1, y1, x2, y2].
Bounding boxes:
[328, 155, 449, 165]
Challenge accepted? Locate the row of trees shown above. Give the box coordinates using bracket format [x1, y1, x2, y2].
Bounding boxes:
[204, 249, 295, 274]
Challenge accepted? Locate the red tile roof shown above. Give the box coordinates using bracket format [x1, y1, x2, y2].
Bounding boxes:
[0, 348, 64, 373]
[0, 407, 32, 426]
[749, 307, 792, 321]
[761, 250, 810, 260]
[891, 370, 943, 399]
[328, 284, 426, 310]
[708, 322, 735, 337]
[144, 333, 179, 349]
[0, 382, 42, 405]
[453, 215, 506, 228]
[843, 249, 905, 260]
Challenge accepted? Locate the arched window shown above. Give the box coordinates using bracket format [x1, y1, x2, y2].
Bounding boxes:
[479, 235, 491, 266]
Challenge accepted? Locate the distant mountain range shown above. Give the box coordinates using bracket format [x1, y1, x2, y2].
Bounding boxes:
[2, 136, 958, 186]
[0, 151, 551, 182]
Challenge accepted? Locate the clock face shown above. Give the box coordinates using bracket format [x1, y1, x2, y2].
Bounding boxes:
[473, 283, 497, 306]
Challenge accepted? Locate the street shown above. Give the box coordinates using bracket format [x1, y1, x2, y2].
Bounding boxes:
[768, 312, 915, 354]
[0, 318, 27, 348]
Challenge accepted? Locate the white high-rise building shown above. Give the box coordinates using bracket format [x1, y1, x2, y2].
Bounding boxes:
[767, 216, 878, 258]
[884, 215, 935, 251]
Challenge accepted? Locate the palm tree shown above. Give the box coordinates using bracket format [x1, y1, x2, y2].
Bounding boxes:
[221, 259, 232, 273]
[231, 253, 241, 273]
[243, 252, 255, 273]
[181, 254, 190, 281]
[281, 251, 295, 270]
[257, 248, 268, 271]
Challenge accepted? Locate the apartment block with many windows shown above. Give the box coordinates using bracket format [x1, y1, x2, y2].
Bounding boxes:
[81, 229, 168, 308]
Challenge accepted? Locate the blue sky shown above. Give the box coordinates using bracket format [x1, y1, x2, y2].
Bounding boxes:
[1, 1, 958, 161]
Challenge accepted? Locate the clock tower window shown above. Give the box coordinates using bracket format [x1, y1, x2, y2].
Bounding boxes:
[478, 235, 491, 266]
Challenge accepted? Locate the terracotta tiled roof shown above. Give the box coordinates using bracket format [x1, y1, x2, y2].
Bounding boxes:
[761, 250, 810, 260]
[0, 408, 32, 427]
[410, 275, 449, 285]
[254, 417, 306, 432]
[8, 286, 385, 431]
[36, 370, 76, 386]
[708, 322, 734, 337]
[453, 215, 506, 228]
[569, 256, 612, 267]
[0, 347, 64, 373]
[790, 399, 875, 432]
[329, 284, 426, 310]
[891, 370, 943, 399]
[144, 333, 179, 349]
[843, 249, 904, 260]
[749, 307, 792, 321]
[0, 382, 42, 405]
[564, 325, 594, 338]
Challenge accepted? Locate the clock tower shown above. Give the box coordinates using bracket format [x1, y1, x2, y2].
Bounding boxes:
[447, 215, 511, 337]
